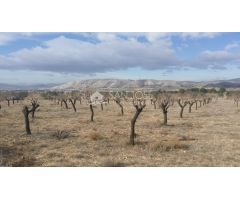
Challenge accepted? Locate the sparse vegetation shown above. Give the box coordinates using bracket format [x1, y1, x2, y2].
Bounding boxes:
[0, 88, 240, 166]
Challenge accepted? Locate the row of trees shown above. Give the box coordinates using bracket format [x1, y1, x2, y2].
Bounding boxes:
[0, 89, 221, 146]
[226, 91, 240, 107]
[32, 90, 218, 145]
[178, 87, 226, 94]
[0, 91, 28, 108]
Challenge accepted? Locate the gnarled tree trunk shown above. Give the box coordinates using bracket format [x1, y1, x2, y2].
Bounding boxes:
[115, 99, 124, 115]
[6, 99, 10, 107]
[31, 100, 40, 119]
[163, 111, 168, 125]
[69, 98, 77, 112]
[188, 102, 194, 113]
[62, 99, 68, 109]
[90, 104, 94, 122]
[22, 106, 32, 135]
[177, 99, 187, 118]
[130, 104, 146, 145]
[180, 107, 184, 118]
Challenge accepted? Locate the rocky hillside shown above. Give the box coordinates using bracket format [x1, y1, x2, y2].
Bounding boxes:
[2, 78, 240, 91]
[50, 79, 205, 91]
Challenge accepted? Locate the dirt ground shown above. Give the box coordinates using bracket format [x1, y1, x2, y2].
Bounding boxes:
[1, 97, 240, 167]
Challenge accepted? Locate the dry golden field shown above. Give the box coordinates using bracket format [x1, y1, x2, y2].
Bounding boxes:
[1, 96, 240, 167]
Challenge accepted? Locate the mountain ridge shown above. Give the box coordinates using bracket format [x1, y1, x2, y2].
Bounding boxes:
[50, 78, 240, 91]
[1, 78, 240, 91]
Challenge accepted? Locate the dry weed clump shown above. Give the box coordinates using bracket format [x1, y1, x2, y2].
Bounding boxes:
[52, 130, 70, 140]
[149, 140, 190, 152]
[178, 135, 197, 141]
[89, 132, 102, 141]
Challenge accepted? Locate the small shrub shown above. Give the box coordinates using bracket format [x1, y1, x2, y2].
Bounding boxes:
[52, 130, 70, 140]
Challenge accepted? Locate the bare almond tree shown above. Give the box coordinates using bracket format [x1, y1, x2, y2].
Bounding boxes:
[189, 92, 200, 113]
[177, 96, 188, 118]
[0, 94, 2, 110]
[68, 92, 82, 112]
[232, 93, 240, 107]
[234, 97, 239, 107]
[61, 98, 68, 109]
[30, 98, 40, 119]
[22, 106, 35, 135]
[6, 97, 11, 107]
[130, 99, 146, 145]
[188, 100, 196, 113]
[83, 89, 95, 122]
[69, 98, 77, 112]
[114, 97, 124, 116]
[90, 103, 94, 122]
[157, 93, 174, 126]
[79, 96, 82, 105]
[150, 97, 157, 109]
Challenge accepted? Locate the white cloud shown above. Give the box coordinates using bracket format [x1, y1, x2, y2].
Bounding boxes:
[225, 42, 239, 50]
[200, 50, 235, 61]
[0, 33, 17, 45]
[0, 35, 183, 73]
[95, 33, 118, 41]
[140, 32, 220, 41]
[86, 32, 221, 43]
[189, 49, 240, 70]
[0, 33, 232, 74]
[0, 32, 54, 46]
[179, 32, 220, 39]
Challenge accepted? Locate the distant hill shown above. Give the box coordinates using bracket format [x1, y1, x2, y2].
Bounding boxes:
[205, 78, 240, 88]
[50, 79, 203, 91]
[2, 78, 240, 91]
[51, 78, 240, 91]
[206, 82, 240, 88]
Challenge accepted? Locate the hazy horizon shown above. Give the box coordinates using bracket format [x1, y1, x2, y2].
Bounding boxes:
[2, 77, 240, 86]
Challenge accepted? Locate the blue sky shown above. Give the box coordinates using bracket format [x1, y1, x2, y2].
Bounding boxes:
[0, 32, 240, 84]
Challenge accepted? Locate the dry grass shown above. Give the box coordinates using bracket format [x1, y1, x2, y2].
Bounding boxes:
[0, 144, 37, 167]
[149, 140, 190, 152]
[1, 97, 240, 166]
